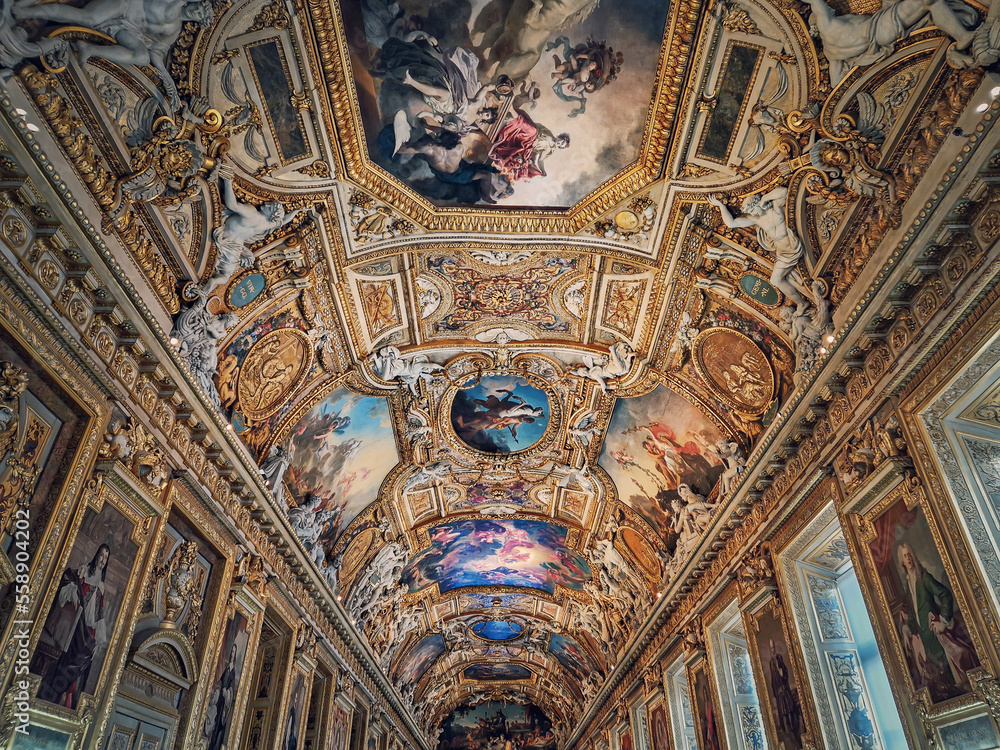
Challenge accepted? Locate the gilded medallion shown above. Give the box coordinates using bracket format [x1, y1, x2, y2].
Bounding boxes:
[693, 328, 774, 415]
[237, 328, 313, 421]
[619, 528, 659, 579]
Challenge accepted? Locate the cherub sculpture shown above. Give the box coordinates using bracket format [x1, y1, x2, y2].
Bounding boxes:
[370, 346, 442, 395]
[572, 341, 636, 391]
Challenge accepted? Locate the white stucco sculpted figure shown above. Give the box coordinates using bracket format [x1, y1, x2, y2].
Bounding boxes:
[710, 439, 746, 497]
[170, 296, 238, 410]
[402, 460, 452, 494]
[404, 403, 432, 444]
[779, 278, 834, 384]
[590, 538, 647, 596]
[0, 0, 68, 79]
[348, 541, 407, 629]
[285, 494, 338, 569]
[572, 341, 635, 392]
[803, 0, 979, 84]
[258, 442, 290, 507]
[568, 410, 599, 448]
[580, 672, 601, 703]
[708, 188, 809, 309]
[200, 179, 300, 295]
[379, 605, 424, 670]
[13, 0, 215, 110]
[370, 346, 442, 395]
[671, 485, 716, 551]
[555, 463, 594, 494]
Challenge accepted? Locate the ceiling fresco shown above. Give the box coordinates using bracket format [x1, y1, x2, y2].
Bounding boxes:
[345, 0, 669, 208]
[5, 0, 994, 740]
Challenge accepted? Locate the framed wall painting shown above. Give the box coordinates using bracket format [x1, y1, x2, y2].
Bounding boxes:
[688, 658, 723, 750]
[28, 469, 156, 731]
[330, 700, 352, 750]
[283, 668, 311, 750]
[10, 723, 72, 750]
[647, 701, 670, 750]
[854, 479, 984, 706]
[199, 602, 260, 750]
[744, 595, 818, 750]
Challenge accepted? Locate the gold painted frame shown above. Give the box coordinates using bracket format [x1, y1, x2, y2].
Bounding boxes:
[845, 467, 993, 716]
[187, 583, 267, 750]
[741, 593, 822, 750]
[303, 0, 708, 233]
[27, 466, 159, 746]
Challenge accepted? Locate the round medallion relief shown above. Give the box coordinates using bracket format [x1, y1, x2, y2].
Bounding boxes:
[692, 328, 775, 415]
[237, 328, 312, 420]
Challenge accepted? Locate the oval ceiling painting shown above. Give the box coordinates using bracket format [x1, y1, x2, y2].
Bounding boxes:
[402, 519, 590, 594]
[346, 0, 672, 209]
[450, 375, 549, 453]
[471, 619, 524, 641]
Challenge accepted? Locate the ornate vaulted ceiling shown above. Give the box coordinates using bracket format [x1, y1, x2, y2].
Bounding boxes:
[1, 0, 992, 742]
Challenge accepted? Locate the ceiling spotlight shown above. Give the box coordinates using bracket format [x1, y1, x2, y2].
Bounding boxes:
[337, 595, 342, 601]
[25, 123, 38, 132]
[992, 86, 1000, 98]
[169, 337, 179, 346]
[226, 423, 234, 431]
[825, 334, 834, 343]
[977, 102, 990, 113]
[14, 108, 25, 117]
[819, 347, 827, 354]
[656, 592, 662, 599]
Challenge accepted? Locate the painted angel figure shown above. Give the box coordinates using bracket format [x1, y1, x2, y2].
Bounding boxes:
[13, 0, 215, 110]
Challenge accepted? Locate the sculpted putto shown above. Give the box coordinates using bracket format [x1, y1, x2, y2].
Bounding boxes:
[13, 0, 215, 110]
[370, 346, 442, 395]
[572, 341, 636, 392]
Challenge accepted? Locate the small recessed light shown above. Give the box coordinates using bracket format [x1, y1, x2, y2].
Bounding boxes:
[819, 347, 827, 354]
[169, 337, 179, 346]
[991, 86, 1000, 98]
[15, 108, 26, 116]
[226, 423, 234, 431]
[977, 102, 990, 113]
[25, 123, 38, 132]
[825, 334, 834, 343]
